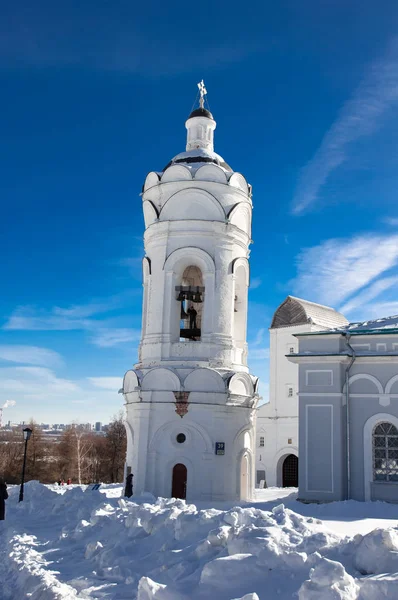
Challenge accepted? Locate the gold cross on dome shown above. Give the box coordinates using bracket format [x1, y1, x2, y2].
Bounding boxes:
[197, 80, 207, 108]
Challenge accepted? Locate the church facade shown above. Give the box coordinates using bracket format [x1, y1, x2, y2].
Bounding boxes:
[122, 87, 259, 502]
[289, 317, 398, 503]
[256, 296, 347, 488]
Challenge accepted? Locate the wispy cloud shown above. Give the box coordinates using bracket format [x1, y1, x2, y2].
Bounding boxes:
[383, 217, 398, 227]
[249, 348, 270, 360]
[253, 328, 266, 346]
[0, 345, 63, 368]
[293, 234, 398, 308]
[250, 277, 262, 290]
[340, 276, 398, 316]
[292, 38, 398, 214]
[3, 294, 140, 348]
[0, 367, 124, 422]
[361, 301, 398, 319]
[3, 306, 91, 331]
[3, 293, 133, 331]
[87, 377, 123, 391]
[0, 366, 79, 397]
[90, 328, 140, 348]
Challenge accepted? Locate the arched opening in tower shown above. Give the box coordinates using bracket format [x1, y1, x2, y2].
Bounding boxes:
[233, 265, 248, 355]
[176, 265, 204, 341]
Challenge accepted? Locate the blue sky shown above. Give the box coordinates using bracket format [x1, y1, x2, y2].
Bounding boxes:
[2, 1, 398, 423]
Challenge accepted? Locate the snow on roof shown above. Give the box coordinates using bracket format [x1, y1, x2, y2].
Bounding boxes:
[163, 148, 233, 173]
[329, 314, 398, 334]
[270, 295, 348, 330]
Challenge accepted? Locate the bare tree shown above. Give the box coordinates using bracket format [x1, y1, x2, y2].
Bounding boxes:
[58, 425, 94, 484]
[105, 413, 127, 483]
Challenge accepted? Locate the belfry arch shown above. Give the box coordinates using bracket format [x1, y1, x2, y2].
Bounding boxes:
[177, 265, 204, 341]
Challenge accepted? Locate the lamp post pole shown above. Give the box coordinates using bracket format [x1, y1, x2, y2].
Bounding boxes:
[19, 427, 32, 503]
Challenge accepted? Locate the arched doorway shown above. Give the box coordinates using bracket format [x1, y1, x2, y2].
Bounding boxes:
[172, 463, 187, 499]
[282, 454, 298, 487]
[240, 454, 249, 500]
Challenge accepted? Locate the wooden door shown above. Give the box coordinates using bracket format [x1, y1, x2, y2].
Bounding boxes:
[172, 463, 187, 499]
[282, 454, 298, 487]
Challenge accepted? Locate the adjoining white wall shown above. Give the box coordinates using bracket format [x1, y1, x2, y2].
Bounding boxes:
[255, 322, 327, 487]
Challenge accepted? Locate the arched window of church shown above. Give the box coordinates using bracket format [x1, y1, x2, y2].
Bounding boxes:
[373, 422, 398, 482]
[259, 436, 264, 447]
[176, 265, 204, 342]
[233, 265, 248, 354]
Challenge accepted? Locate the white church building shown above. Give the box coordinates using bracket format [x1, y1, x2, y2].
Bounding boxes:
[122, 84, 259, 502]
[256, 296, 348, 488]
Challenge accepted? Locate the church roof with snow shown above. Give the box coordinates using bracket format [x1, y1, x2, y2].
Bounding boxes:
[327, 315, 398, 335]
[270, 296, 349, 330]
[162, 148, 233, 173]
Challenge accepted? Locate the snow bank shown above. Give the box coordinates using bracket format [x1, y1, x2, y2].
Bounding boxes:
[1, 483, 398, 599]
[354, 528, 398, 574]
[298, 556, 359, 600]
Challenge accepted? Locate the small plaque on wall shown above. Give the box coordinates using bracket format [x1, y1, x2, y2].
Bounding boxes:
[215, 442, 225, 455]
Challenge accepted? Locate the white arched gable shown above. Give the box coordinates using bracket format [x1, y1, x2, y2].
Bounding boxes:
[194, 164, 228, 184]
[143, 201, 159, 228]
[229, 172, 249, 195]
[386, 375, 398, 394]
[161, 164, 192, 183]
[234, 425, 254, 450]
[123, 370, 140, 394]
[159, 188, 225, 222]
[144, 171, 160, 191]
[164, 247, 215, 277]
[141, 367, 181, 391]
[231, 257, 250, 286]
[345, 374, 383, 395]
[228, 203, 252, 236]
[184, 368, 226, 393]
[363, 413, 398, 500]
[228, 373, 254, 396]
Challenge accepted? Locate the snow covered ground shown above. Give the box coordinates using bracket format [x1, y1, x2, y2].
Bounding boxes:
[1, 483, 398, 599]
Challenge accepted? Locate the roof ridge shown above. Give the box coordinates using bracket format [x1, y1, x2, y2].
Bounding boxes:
[287, 295, 342, 313]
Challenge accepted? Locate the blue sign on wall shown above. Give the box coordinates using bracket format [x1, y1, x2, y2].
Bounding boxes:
[215, 442, 225, 455]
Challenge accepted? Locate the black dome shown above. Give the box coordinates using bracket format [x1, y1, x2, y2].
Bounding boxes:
[188, 107, 214, 120]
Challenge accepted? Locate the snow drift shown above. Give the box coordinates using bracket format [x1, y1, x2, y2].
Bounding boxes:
[1, 482, 398, 599]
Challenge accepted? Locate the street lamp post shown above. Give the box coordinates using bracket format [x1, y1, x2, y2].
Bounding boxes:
[18, 427, 33, 502]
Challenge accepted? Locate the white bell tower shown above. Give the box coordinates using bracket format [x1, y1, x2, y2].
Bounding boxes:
[122, 83, 259, 502]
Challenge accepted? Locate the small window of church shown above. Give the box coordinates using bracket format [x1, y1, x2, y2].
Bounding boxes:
[289, 346, 295, 354]
[259, 436, 264, 447]
[373, 422, 398, 482]
[288, 387, 294, 397]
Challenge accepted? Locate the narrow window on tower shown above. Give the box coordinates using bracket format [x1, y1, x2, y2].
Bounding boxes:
[233, 264, 248, 361]
[176, 265, 204, 342]
[259, 436, 265, 447]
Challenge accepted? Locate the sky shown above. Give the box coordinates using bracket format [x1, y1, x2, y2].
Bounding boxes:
[2, 0, 398, 424]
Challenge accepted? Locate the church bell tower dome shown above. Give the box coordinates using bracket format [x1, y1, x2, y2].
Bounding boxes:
[122, 81, 258, 503]
[162, 94, 232, 173]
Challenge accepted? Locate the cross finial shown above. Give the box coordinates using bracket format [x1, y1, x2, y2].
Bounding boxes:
[197, 80, 207, 109]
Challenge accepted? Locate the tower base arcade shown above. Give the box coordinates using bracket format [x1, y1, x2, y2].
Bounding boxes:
[123, 366, 258, 502]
